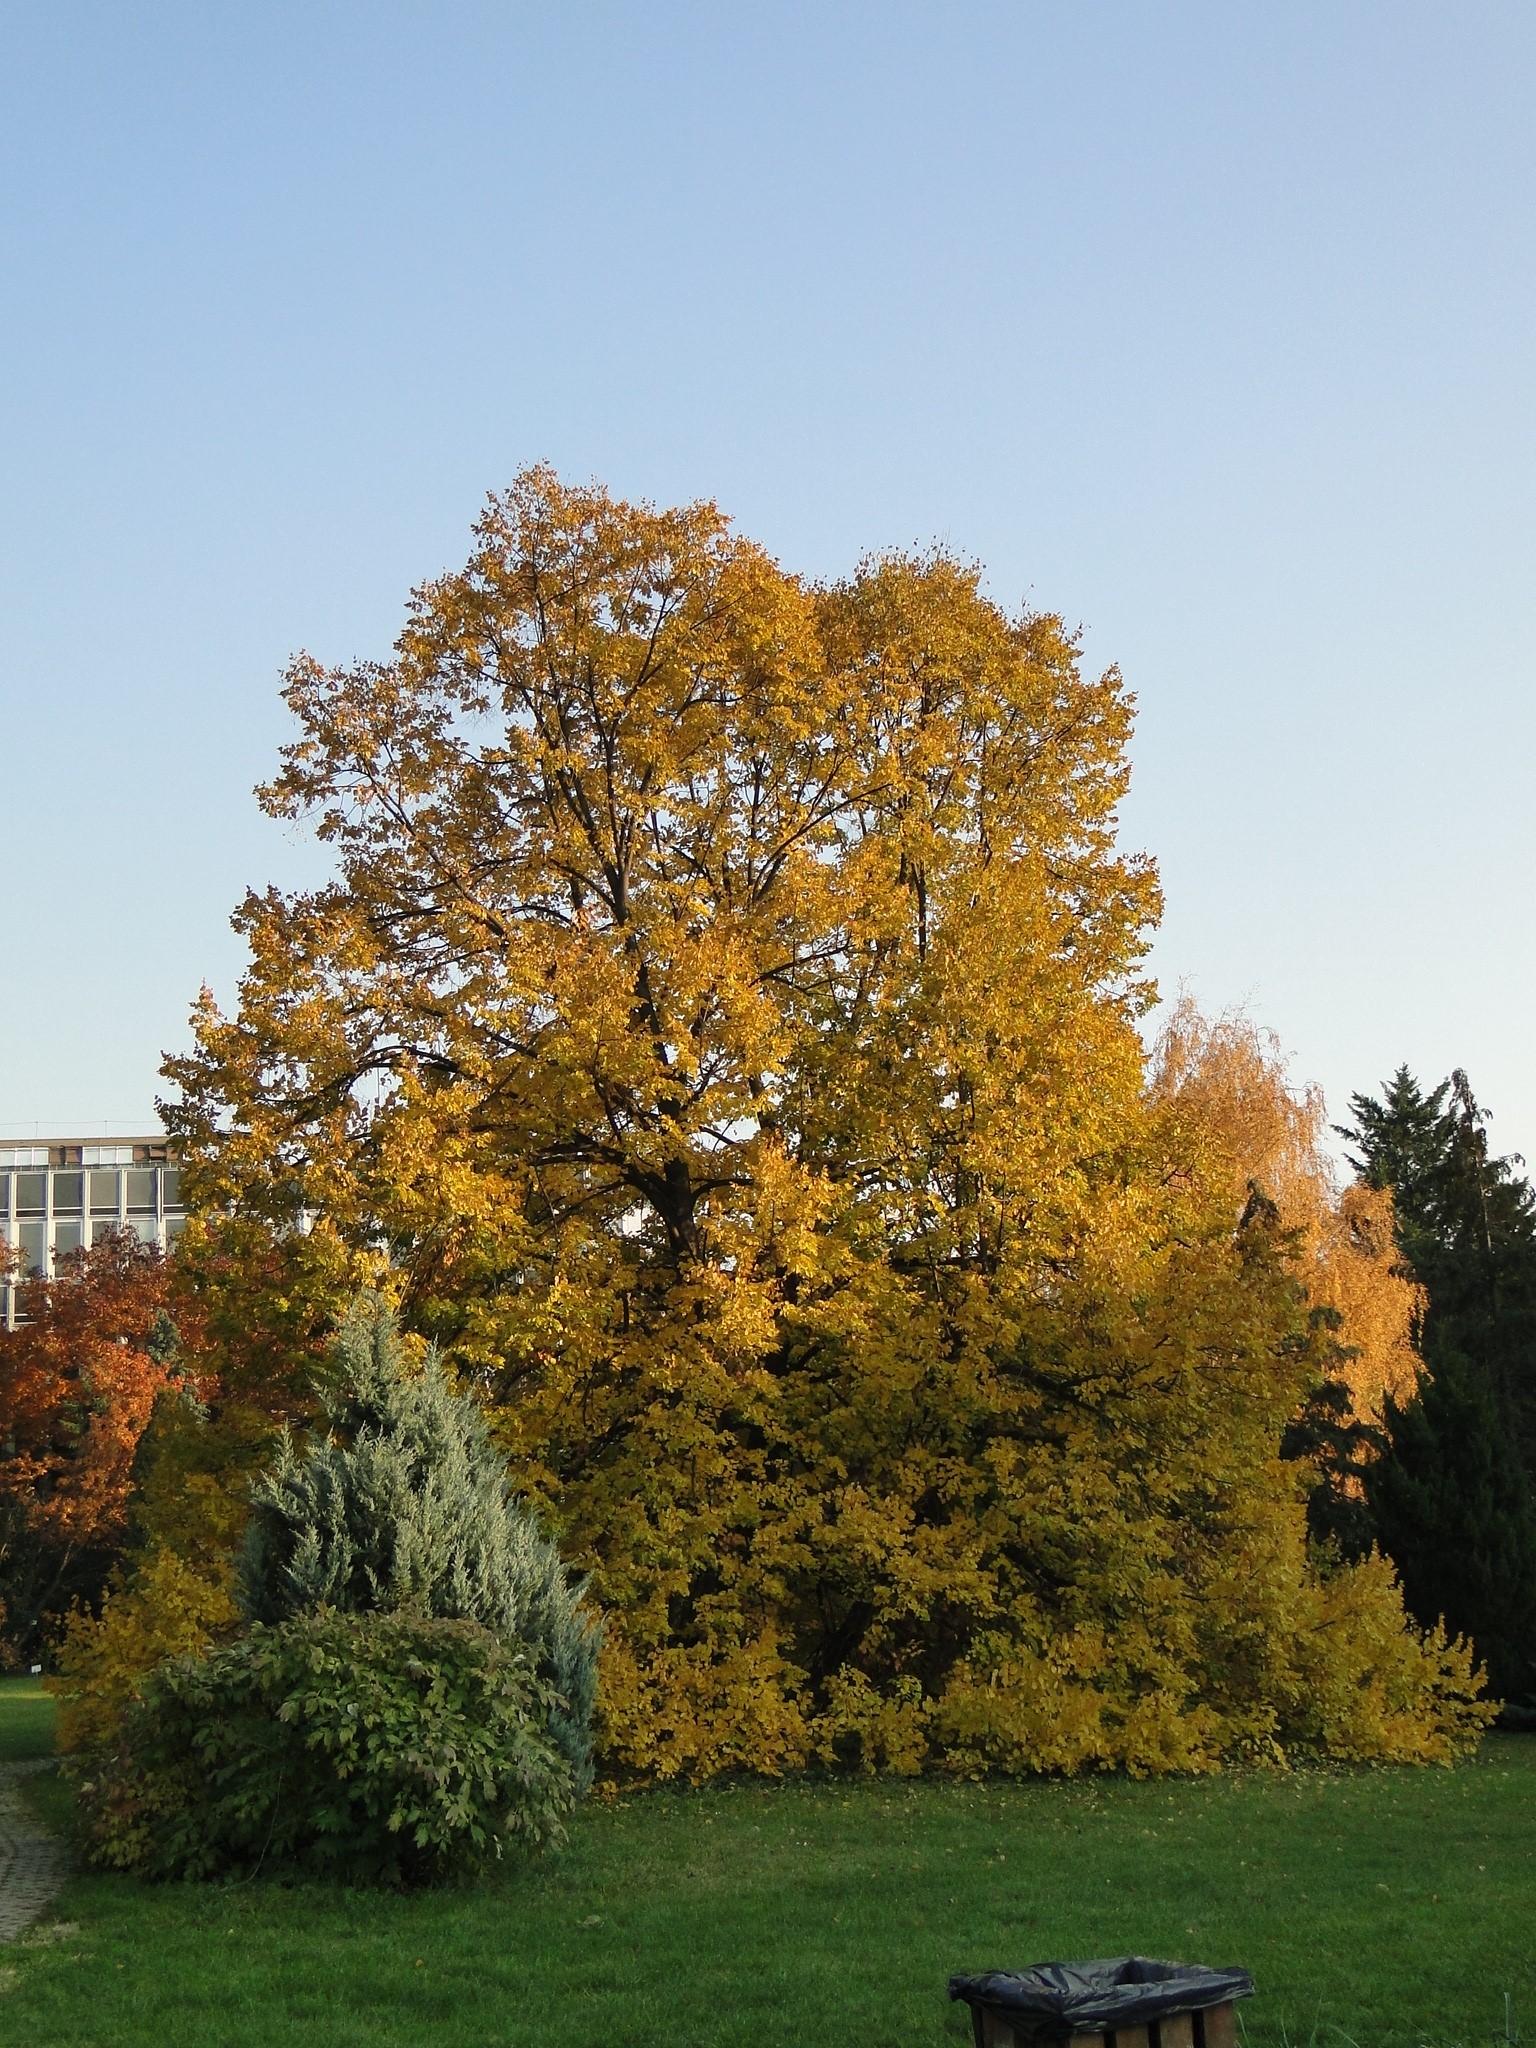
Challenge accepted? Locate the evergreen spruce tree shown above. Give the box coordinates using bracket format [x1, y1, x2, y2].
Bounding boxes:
[1340, 1068, 1536, 1699]
[1368, 1352, 1536, 1697]
[1280, 1367, 1383, 1561]
[240, 1298, 600, 1785]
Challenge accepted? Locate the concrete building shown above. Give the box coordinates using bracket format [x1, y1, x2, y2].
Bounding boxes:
[0, 1136, 187, 1324]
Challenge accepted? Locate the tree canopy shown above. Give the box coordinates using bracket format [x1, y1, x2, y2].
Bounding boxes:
[0, 1234, 201, 1665]
[161, 470, 1487, 1773]
[1341, 1067, 1536, 1698]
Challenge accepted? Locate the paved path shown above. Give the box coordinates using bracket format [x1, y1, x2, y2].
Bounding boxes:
[0, 1761, 71, 1943]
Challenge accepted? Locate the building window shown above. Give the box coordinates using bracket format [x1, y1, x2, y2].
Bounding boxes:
[2, 1136, 184, 1329]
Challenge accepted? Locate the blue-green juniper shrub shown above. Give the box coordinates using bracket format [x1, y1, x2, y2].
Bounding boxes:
[239, 1296, 599, 1787]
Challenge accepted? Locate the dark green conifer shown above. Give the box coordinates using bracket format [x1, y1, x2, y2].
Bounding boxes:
[239, 1297, 600, 1785]
[1281, 1366, 1383, 1561]
[1339, 1068, 1536, 1699]
[1367, 1351, 1536, 1696]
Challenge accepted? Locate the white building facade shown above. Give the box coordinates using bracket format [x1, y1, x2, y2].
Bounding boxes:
[0, 1137, 187, 1325]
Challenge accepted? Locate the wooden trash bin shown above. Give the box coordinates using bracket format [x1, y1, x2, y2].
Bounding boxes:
[969, 1999, 1240, 2048]
[950, 1957, 1253, 2048]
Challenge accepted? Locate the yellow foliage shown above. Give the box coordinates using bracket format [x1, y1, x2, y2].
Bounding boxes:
[49, 1548, 239, 1755]
[1313, 1184, 1423, 1420]
[127, 1389, 264, 1566]
[161, 471, 1482, 1779]
[1153, 1001, 1422, 1422]
[815, 1670, 932, 1776]
[1284, 1549, 1496, 1762]
[596, 1630, 812, 1784]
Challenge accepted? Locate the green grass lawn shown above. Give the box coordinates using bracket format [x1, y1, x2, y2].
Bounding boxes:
[3, 1736, 1533, 2048]
[0, 1672, 56, 1762]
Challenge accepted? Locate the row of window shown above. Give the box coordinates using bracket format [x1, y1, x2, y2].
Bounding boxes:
[0, 1145, 138, 1168]
[2, 1212, 184, 1274]
[0, 1168, 182, 1216]
[0, 1145, 187, 1326]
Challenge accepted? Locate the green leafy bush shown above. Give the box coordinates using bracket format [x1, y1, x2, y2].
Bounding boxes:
[50, 1547, 239, 1755]
[77, 1608, 574, 1884]
[239, 1298, 600, 1788]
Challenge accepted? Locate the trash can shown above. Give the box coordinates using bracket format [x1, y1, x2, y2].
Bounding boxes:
[949, 1956, 1255, 2048]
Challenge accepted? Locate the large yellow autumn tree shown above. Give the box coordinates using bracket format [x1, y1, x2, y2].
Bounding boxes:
[165, 469, 1484, 1776]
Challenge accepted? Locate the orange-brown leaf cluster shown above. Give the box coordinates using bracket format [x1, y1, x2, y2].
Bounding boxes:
[0, 1234, 208, 1555]
[1152, 999, 1422, 1421]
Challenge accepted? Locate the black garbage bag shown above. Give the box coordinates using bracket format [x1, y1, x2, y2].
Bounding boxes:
[949, 1957, 1254, 2045]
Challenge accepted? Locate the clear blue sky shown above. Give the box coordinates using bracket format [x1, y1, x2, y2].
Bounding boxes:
[4, 3, 1534, 1166]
